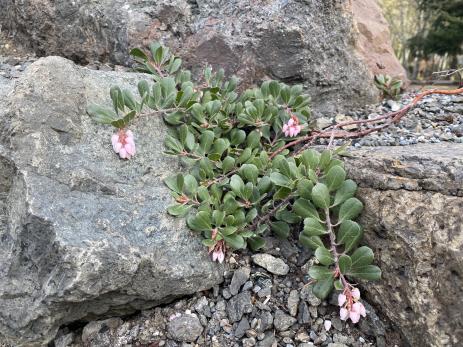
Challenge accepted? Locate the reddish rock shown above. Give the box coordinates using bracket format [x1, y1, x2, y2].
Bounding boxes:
[351, 0, 409, 85]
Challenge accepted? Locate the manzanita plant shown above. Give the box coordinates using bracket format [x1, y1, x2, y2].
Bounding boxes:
[87, 42, 381, 323]
[374, 74, 403, 100]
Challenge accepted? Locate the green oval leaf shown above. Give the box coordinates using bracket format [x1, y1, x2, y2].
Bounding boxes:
[312, 276, 334, 300]
[300, 149, 320, 169]
[224, 234, 245, 249]
[333, 180, 358, 206]
[325, 165, 346, 191]
[270, 172, 292, 189]
[351, 246, 374, 268]
[311, 183, 330, 209]
[296, 179, 313, 200]
[348, 265, 382, 281]
[167, 204, 191, 217]
[338, 255, 352, 274]
[308, 265, 333, 280]
[230, 175, 245, 199]
[302, 218, 326, 236]
[241, 164, 259, 184]
[299, 234, 324, 250]
[315, 247, 334, 266]
[187, 211, 212, 232]
[247, 236, 266, 251]
[271, 221, 290, 239]
[292, 199, 319, 220]
[337, 220, 362, 253]
[338, 197, 363, 222]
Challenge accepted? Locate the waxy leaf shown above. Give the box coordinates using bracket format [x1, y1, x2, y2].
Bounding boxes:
[187, 211, 212, 232]
[308, 265, 333, 280]
[164, 174, 183, 194]
[241, 164, 259, 184]
[300, 149, 320, 169]
[338, 198, 363, 222]
[271, 221, 290, 239]
[319, 150, 332, 170]
[313, 276, 334, 300]
[302, 218, 326, 236]
[87, 105, 117, 124]
[222, 156, 235, 173]
[247, 236, 265, 251]
[270, 172, 292, 188]
[311, 183, 330, 209]
[167, 204, 191, 216]
[350, 246, 374, 268]
[299, 234, 324, 250]
[296, 179, 313, 199]
[224, 234, 245, 249]
[199, 130, 215, 152]
[292, 199, 319, 220]
[338, 255, 352, 274]
[230, 175, 245, 199]
[315, 247, 334, 266]
[348, 265, 381, 281]
[230, 129, 246, 146]
[325, 165, 346, 191]
[183, 174, 198, 195]
[333, 179, 357, 206]
[337, 220, 362, 253]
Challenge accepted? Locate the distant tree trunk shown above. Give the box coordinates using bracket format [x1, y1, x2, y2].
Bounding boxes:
[411, 57, 419, 80]
[450, 54, 459, 69]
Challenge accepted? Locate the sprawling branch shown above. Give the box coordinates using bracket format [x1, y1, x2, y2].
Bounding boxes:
[269, 87, 463, 159]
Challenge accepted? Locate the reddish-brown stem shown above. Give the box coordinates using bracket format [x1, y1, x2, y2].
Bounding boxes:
[269, 87, 463, 159]
[250, 196, 292, 231]
[204, 168, 240, 187]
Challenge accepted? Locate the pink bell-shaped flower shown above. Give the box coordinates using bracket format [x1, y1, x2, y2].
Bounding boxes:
[282, 115, 302, 137]
[111, 129, 136, 159]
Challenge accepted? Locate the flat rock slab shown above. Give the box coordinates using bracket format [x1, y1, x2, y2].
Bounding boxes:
[345, 143, 463, 347]
[252, 254, 290, 275]
[0, 57, 223, 347]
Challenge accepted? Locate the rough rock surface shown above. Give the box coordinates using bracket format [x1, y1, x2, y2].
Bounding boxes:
[0, 57, 223, 347]
[0, 0, 392, 113]
[345, 143, 463, 347]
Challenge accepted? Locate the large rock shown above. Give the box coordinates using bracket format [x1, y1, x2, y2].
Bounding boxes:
[351, 0, 408, 82]
[0, 57, 223, 347]
[0, 0, 403, 114]
[345, 143, 463, 347]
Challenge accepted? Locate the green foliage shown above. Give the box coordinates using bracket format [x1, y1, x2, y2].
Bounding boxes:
[412, 0, 463, 59]
[87, 42, 381, 302]
[374, 74, 403, 100]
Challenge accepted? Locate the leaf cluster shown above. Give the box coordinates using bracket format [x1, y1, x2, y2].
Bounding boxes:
[374, 74, 402, 100]
[87, 42, 381, 301]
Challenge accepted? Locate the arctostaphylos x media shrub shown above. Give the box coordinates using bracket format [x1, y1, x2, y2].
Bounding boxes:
[87, 42, 381, 323]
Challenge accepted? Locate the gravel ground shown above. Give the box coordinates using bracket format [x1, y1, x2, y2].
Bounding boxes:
[315, 92, 463, 148]
[51, 237, 402, 347]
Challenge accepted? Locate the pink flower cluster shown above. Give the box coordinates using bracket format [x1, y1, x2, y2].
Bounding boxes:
[210, 240, 225, 263]
[282, 115, 302, 137]
[111, 129, 136, 159]
[209, 229, 225, 263]
[338, 287, 367, 323]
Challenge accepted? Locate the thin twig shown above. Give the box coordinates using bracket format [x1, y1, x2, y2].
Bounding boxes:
[250, 196, 293, 231]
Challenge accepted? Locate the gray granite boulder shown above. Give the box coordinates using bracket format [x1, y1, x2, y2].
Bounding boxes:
[0, 0, 380, 114]
[0, 57, 223, 347]
[345, 143, 463, 347]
